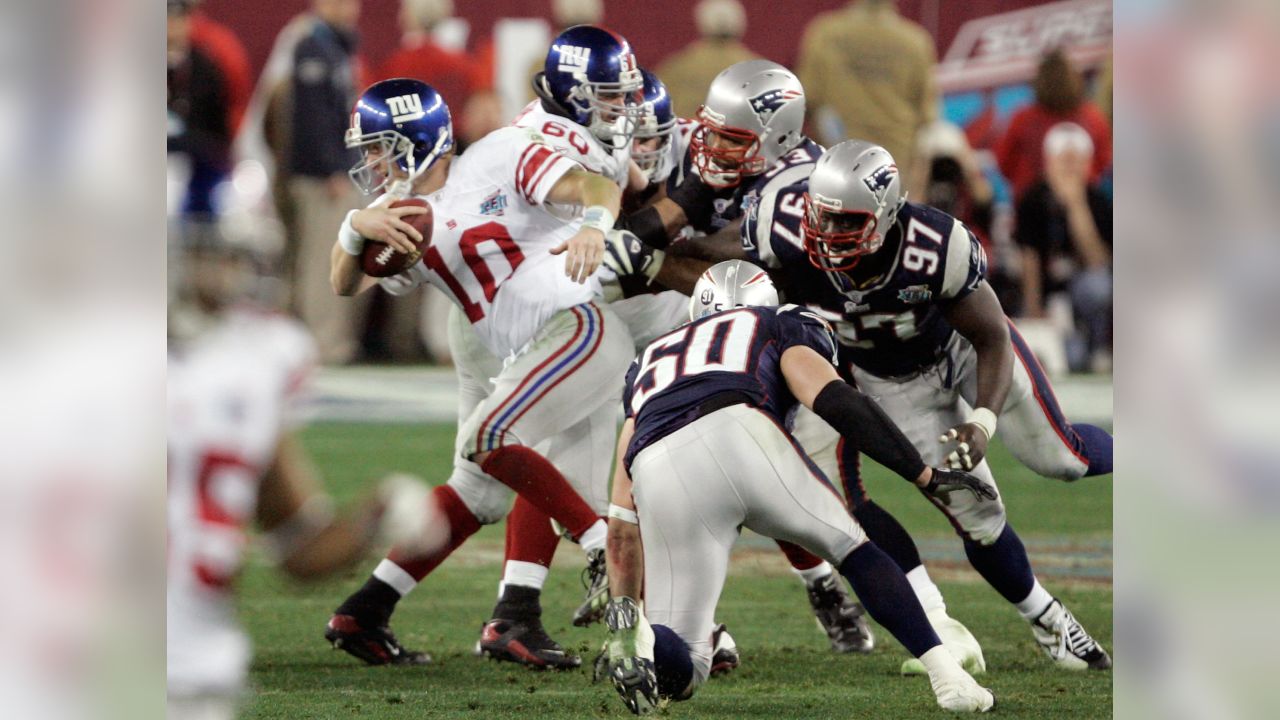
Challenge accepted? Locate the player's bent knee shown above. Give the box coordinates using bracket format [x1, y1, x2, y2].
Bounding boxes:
[446, 460, 513, 525]
[949, 497, 1008, 547]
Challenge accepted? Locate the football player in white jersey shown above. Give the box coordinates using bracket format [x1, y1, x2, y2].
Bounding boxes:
[167, 219, 440, 719]
[324, 77, 636, 668]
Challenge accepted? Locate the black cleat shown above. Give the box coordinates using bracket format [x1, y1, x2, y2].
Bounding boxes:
[807, 574, 875, 654]
[324, 614, 432, 666]
[477, 617, 582, 670]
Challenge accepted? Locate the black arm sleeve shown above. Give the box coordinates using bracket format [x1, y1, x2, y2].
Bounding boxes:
[618, 206, 671, 249]
[810, 380, 927, 482]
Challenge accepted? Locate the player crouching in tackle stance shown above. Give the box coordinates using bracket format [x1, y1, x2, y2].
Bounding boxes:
[601, 261, 996, 714]
[324, 78, 634, 666]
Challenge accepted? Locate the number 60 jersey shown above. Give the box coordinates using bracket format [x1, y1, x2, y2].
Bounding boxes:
[621, 305, 838, 472]
[742, 185, 988, 379]
[378, 126, 597, 358]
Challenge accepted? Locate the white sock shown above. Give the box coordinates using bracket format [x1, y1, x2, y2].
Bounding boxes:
[906, 565, 947, 614]
[373, 559, 418, 597]
[578, 519, 607, 553]
[792, 560, 835, 587]
[1015, 580, 1054, 621]
[502, 560, 549, 591]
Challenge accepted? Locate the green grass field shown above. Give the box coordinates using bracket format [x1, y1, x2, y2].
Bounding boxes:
[238, 422, 1112, 719]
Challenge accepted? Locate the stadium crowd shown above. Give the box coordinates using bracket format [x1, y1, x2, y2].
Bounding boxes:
[167, 0, 1113, 372]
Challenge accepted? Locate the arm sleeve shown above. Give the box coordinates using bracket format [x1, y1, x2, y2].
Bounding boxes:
[512, 135, 582, 206]
[621, 360, 641, 419]
[774, 305, 839, 364]
[939, 219, 987, 300]
[810, 380, 928, 482]
[743, 183, 808, 269]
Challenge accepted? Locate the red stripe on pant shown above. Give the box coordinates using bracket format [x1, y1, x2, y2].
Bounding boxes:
[496, 303, 606, 446]
[475, 308, 585, 452]
[388, 485, 483, 581]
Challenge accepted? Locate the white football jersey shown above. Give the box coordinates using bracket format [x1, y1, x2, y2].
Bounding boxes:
[380, 126, 600, 358]
[167, 309, 315, 696]
[512, 100, 632, 190]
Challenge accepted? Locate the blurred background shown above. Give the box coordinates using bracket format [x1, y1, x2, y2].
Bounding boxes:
[168, 0, 1114, 377]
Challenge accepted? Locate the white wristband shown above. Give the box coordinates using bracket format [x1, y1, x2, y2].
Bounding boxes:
[969, 407, 998, 441]
[608, 503, 639, 525]
[338, 210, 364, 256]
[581, 205, 616, 233]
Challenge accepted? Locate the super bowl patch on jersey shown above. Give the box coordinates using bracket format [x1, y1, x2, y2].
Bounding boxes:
[898, 284, 933, 304]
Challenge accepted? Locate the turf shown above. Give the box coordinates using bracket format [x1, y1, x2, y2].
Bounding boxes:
[238, 422, 1112, 719]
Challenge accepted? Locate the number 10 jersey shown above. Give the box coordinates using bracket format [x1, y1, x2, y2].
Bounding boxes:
[378, 126, 599, 358]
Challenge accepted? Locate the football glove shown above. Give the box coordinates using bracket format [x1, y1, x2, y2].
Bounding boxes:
[604, 229, 664, 283]
[605, 597, 659, 715]
[923, 467, 998, 502]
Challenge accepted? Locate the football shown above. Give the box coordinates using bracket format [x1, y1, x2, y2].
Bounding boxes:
[359, 198, 433, 278]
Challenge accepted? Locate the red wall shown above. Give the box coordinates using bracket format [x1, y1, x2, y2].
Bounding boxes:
[199, 0, 1048, 81]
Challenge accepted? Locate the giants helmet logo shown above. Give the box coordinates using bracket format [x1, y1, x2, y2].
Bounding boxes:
[748, 88, 802, 125]
[555, 44, 592, 73]
[386, 93, 425, 124]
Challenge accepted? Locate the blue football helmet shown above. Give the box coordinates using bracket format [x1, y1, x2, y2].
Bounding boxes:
[534, 25, 644, 146]
[632, 69, 677, 183]
[345, 78, 454, 195]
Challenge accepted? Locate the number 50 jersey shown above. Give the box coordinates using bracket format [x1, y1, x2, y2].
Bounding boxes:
[379, 126, 597, 358]
[621, 305, 838, 471]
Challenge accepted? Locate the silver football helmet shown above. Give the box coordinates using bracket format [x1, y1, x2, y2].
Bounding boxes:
[689, 259, 779, 321]
[802, 140, 905, 272]
[691, 59, 806, 187]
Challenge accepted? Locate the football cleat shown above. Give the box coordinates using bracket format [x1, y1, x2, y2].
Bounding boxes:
[573, 547, 610, 627]
[901, 608, 986, 676]
[477, 617, 582, 670]
[605, 598, 660, 716]
[806, 574, 875, 653]
[324, 614, 432, 666]
[709, 623, 740, 676]
[1031, 599, 1112, 670]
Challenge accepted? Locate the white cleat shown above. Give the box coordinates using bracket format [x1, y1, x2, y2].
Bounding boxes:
[901, 608, 986, 676]
[1031, 599, 1112, 671]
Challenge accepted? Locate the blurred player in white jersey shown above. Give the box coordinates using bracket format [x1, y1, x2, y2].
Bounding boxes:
[167, 219, 439, 719]
[325, 77, 635, 668]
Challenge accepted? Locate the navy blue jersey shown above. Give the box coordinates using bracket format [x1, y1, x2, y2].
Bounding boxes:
[622, 304, 837, 470]
[743, 187, 987, 378]
[668, 138, 824, 234]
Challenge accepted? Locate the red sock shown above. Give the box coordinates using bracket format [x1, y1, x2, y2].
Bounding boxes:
[777, 539, 825, 571]
[504, 496, 561, 568]
[388, 485, 482, 581]
[480, 445, 599, 539]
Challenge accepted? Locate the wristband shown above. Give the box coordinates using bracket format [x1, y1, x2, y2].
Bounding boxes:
[581, 205, 617, 233]
[969, 407, 998, 441]
[608, 503, 639, 525]
[338, 210, 364, 256]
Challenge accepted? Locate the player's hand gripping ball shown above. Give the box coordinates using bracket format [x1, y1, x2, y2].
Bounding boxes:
[359, 198, 433, 277]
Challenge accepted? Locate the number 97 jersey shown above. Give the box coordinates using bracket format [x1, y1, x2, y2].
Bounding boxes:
[621, 305, 838, 471]
[743, 185, 988, 379]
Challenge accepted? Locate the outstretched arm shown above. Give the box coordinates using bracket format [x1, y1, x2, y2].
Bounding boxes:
[606, 419, 643, 602]
[545, 168, 623, 283]
[939, 281, 1012, 469]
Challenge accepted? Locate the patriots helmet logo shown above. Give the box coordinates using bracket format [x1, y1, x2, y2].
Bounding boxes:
[863, 164, 899, 195]
[748, 88, 802, 125]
